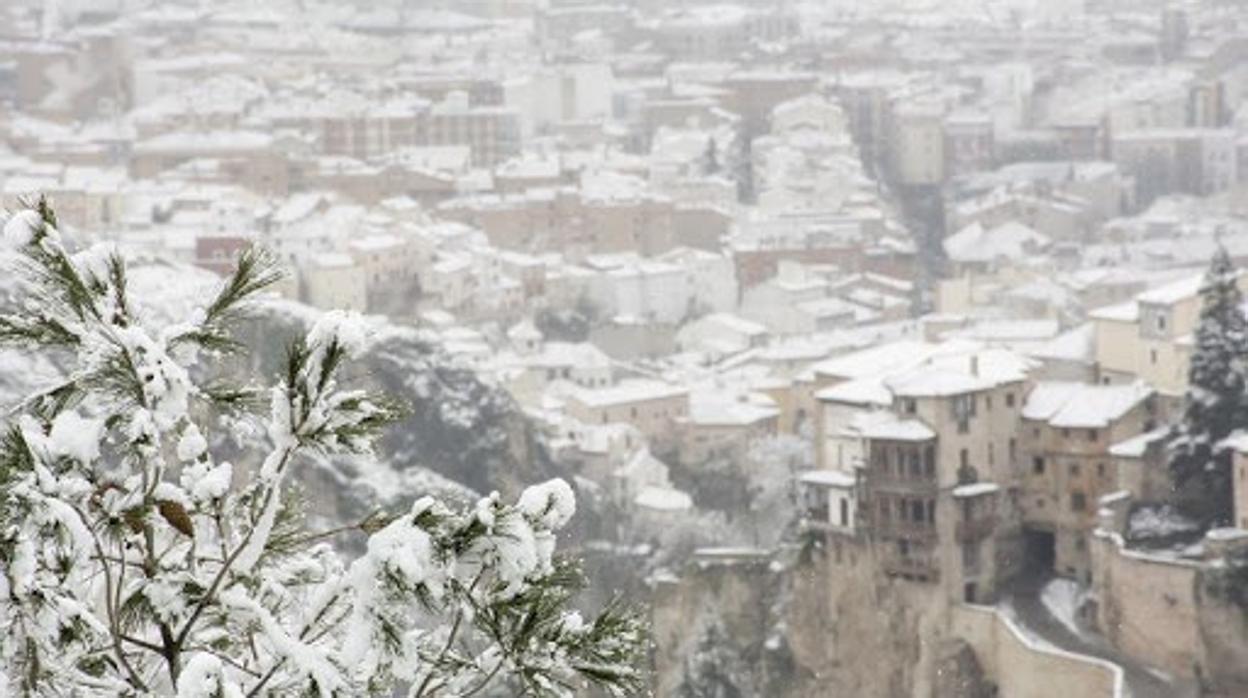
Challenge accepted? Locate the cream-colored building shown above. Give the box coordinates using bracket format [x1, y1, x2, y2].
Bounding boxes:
[1020, 381, 1156, 579]
[564, 380, 689, 447]
[1092, 272, 1248, 397]
[302, 253, 368, 311]
[678, 390, 780, 465]
[809, 341, 1036, 602]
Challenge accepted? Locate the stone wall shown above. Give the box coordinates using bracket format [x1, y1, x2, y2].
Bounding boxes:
[1091, 530, 1202, 678]
[1091, 528, 1248, 694]
[950, 604, 1124, 698]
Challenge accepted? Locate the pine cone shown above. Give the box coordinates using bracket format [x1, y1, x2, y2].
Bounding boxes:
[158, 500, 195, 537]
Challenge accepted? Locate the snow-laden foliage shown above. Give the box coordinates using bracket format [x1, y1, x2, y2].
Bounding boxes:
[1168, 246, 1248, 526]
[0, 200, 646, 697]
[674, 621, 749, 698]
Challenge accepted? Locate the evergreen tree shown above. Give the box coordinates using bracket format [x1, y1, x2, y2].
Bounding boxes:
[0, 200, 646, 697]
[1168, 246, 1248, 526]
[676, 622, 746, 698]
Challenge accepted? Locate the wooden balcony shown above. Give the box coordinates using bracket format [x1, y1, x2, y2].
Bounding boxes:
[874, 519, 937, 541]
[882, 555, 940, 582]
[869, 476, 939, 495]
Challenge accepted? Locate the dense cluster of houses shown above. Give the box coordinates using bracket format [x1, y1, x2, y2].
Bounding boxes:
[6, 0, 1248, 693]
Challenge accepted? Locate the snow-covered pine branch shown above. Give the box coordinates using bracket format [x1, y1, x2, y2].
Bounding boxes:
[0, 199, 647, 697]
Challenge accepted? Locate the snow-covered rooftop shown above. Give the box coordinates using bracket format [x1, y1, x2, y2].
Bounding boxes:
[1023, 381, 1153, 428]
[799, 469, 856, 488]
[846, 411, 935, 442]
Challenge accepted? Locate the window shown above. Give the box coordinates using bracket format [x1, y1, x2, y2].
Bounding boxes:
[840, 499, 849, 527]
[1087, 429, 1097, 442]
[1071, 491, 1087, 512]
[1009, 438, 1017, 462]
[988, 443, 995, 466]
[911, 500, 925, 522]
[1062, 428, 1070, 438]
[952, 394, 976, 433]
[1006, 393, 1015, 408]
[903, 398, 917, 414]
[1070, 464, 1080, 477]
[1156, 314, 1167, 332]
[1150, 349, 1159, 365]
[962, 542, 980, 570]
[1033, 456, 1045, 475]
[985, 396, 993, 411]
[1097, 463, 1107, 477]
[960, 449, 969, 469]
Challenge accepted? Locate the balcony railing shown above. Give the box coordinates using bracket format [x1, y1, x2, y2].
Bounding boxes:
[874, 519, 938, 540]
[869, 477, 939, 495]
[882, 555, 940, 582]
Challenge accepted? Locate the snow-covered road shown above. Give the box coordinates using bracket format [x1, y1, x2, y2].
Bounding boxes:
[998, 575, 1194, 698]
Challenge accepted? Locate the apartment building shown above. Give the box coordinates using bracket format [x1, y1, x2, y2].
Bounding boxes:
[302, 253, 368, 311]
[130, 131, 288, 195]
[565, 380, 689, 449]
[809, 341, 1034, 602]
[421, 93, 522, 167]
[678, 390, 780, 465]
[1091, 272, 1248, 397]
[1020, 381, 1156, 579]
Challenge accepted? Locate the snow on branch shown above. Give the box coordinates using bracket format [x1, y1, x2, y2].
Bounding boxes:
[0, 199, 647, 697]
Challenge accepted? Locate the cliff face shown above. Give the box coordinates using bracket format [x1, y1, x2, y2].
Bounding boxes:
[651, 543, 979, 698]
[233, 301, 568, 515]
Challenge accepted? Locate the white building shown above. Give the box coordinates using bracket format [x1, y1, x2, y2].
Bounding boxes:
[302, 253, 367, 311]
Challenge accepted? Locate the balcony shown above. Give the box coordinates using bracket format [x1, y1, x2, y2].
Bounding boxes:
[870, 477, 939, 495]
[955, 515, 998, 543]
[883, 555, 940, 582]
[875, 519, 938, 541]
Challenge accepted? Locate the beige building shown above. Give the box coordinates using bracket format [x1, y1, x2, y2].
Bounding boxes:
[809, 341, 1035, 602]
[564, 380, 689, 448]
[130, 131, 288, 196]
[678, 390, 780, 465]
[1020, 381, 1156, 579]
[1092, 272, 1248, 397]
[422, 92, 521, 167]
[301, 253, 368, 311]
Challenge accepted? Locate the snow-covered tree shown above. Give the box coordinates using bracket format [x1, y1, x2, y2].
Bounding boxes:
[1168, 246, 1248, 526]
[675, 622, 746, 698]
[0, 200, 645, 696]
